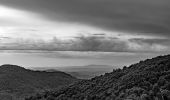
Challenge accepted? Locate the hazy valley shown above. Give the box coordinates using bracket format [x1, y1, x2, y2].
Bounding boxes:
[33, 65, 114, 79]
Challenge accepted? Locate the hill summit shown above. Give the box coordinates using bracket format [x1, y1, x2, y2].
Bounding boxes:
[26, 55, 170, 100]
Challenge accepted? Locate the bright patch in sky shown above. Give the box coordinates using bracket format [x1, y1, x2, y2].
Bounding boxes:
[0, 5, 158, 40]
[0, 5, 121, 40]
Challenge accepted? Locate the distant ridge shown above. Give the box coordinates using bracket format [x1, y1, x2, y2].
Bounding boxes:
[26, 55, 170, 100]
[34, 64, 114, 79]
[0, 64, 77, 100]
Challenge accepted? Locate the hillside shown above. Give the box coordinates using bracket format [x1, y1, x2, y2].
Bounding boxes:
[0, 64, 77, 100]
[26, 55, 170, 100]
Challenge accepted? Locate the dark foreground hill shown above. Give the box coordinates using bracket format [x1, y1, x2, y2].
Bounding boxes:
[0, 64, 77, 100]
[26, 55, 170, 100]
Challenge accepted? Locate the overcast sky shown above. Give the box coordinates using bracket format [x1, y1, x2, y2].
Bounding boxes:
[0, 0, 170, 52]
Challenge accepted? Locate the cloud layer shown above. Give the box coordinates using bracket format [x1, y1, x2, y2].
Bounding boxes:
[0, 35, 169, 52]
[0, 0, 170, 37]
[0, 0, 170, 53]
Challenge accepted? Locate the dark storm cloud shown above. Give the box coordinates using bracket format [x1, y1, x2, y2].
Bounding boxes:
[71, 35, 129, 52]
[0, 0, 170, 37]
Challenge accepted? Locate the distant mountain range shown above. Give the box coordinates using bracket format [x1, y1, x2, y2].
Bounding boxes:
[27, 55, 170, 100]
[0, 64, 77, 100]
[33, 65, 114, 79]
